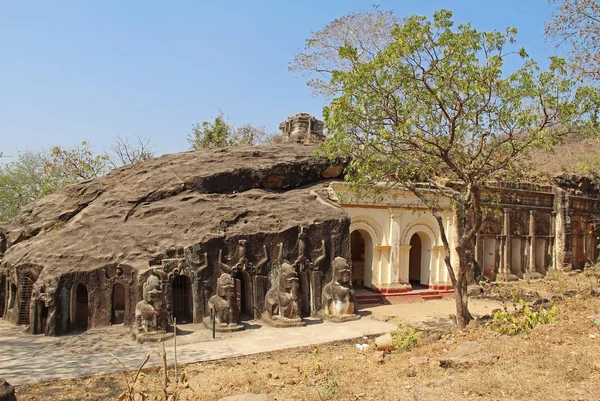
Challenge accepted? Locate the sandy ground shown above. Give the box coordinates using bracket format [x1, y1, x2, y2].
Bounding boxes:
[0, 297, 500, 390]
[12, 269, 600, 401]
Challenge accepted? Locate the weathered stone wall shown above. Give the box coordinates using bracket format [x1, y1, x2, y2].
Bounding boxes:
[0, 144, 350, 335]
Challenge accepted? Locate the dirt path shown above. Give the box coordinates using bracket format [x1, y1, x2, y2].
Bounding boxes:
[0, 298, 499, 386]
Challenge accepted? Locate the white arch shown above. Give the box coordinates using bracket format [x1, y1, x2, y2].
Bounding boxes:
[401, 221, 438, 246]
[350, 217, 383, 246]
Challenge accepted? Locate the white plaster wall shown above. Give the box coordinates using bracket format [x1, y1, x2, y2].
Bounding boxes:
[331, 182, 459, 290]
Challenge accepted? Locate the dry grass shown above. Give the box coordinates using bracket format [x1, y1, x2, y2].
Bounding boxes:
[529, 136, 600, 177]
[15, 268, 600, 401]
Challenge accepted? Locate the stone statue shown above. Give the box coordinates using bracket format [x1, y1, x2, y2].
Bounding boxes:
[203, 249, 244, 332]
[263, 250, 306, 327]
[321, 257, 360, 322]
[132, 272, 172, 342]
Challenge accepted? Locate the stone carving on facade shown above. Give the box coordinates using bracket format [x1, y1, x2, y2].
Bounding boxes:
[263, 243, 306, 327]
[102, 265, 135, 289]
[132, 272, 172, 342]
[254, 245, 269, 275]
[203, 248, 244, 332]
[321, 257, 359, 322]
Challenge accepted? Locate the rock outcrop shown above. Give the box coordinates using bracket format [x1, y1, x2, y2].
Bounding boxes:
[0, 144, 349, 335]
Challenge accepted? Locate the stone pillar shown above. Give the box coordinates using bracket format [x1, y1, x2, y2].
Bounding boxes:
[550, 212, 557, 270]
[309, 270, 323, 317]
[253, 275, 267, 320]
[384, 213, 411, 291]
[498, 209, 519, 281]
[525, 210, 543, 279]
[397, 245, 412, 286]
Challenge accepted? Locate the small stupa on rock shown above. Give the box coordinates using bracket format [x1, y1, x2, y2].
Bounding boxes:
[279, 113, 325, 144]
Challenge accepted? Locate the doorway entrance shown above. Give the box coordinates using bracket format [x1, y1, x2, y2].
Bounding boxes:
[18, 273, 34, 325]
[172, 275, 192, 324]
[73, 283, 89, 332]
[111, 283, 126, 324]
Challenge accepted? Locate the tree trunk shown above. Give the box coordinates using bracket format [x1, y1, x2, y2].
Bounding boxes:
[454, 246, 473, 329]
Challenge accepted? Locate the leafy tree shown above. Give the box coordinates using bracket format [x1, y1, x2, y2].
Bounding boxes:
[108, 135, 154, 168]
[314, 10, 594, 328]
[0, 142, 110, 221]
[290, 5, 400, 97]
[546, 0, 600, 82]
[0, 150, 61, 221]
[188, 112, 231, 149]
[188, 112, 276, 149]
[45, 141, 110, 181]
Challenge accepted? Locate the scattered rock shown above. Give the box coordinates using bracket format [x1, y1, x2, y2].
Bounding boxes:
[373, 350, 386, 364]
[563, 290, 578, 298]
[219, 395, 272, 401]
[210, 384, 223, 392]
[409, 356, 430, 365]
[591, 315, 600, 326]
[374, 333, 395, 351]
[427, 332, 443, 341]
[405, 368, 417, 377]
[439, 342, 500, 368]
[467, 284, 484, 297]
[430, 376, 452, 387]
[0, 379, 16, 401]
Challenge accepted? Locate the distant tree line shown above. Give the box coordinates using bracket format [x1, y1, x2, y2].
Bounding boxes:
[0, 112, 283, 222]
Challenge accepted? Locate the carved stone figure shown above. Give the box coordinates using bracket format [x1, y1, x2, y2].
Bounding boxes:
[263, 254, 306, 327]
[203, 249, 244, 332]
[132, 273, 172, 342]
[321, 257, 359, 322]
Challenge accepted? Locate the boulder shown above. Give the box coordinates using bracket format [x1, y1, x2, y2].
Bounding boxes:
[467, 285, 484, 297]
[374, 333, 394, 351]
[0, 379, 16, 401]
[439, 342, 499, 368]
[409, 356, 430, 365]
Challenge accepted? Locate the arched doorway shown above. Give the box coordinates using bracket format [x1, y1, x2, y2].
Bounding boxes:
[73, 283, 89, 332]
[235, 271, 253, 320]
[0, 275, 6, 318]
[111, 283, 126, 324]
[37, 300, 49, 334]
[18, 273, 34, 325]
[172, 275, 192, 324]
[408, 232, 432, 288]
[409, 234, 422, 284]
[351, 230, 373, 286]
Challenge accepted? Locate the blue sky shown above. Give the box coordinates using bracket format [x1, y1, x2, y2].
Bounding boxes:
[0, 1, 561, 159]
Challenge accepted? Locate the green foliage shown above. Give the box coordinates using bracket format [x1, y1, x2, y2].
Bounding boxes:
[308, 8, 597, 327]
[46, 141, 110, 181]
[492, 299, 557, 335]
[188, 112, 231, 149]
[392, 324, 422, 352]
[188, 111, 277, 149]
[321, 371, 341, 399]
[0, 142, 110, 222]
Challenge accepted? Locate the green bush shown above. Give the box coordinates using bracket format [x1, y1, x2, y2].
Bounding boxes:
[391, 324, 422, 352]
[492, 299, 557, 335]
